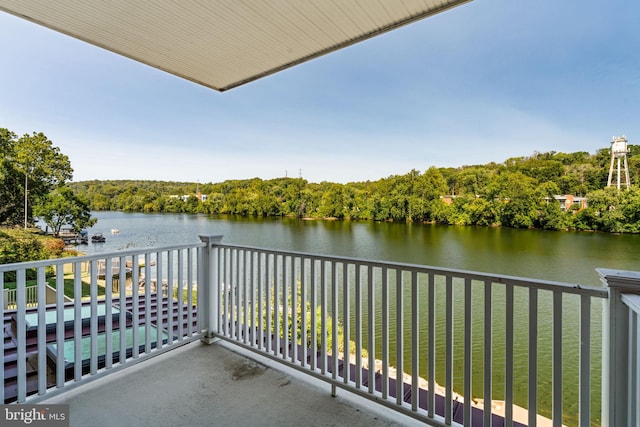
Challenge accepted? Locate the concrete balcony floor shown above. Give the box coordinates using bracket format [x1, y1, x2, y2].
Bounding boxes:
[42, 340, 424, 427]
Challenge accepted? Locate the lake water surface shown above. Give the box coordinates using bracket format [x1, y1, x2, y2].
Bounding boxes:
[78, 211, 640, 425]
[82, 211, 639, 288]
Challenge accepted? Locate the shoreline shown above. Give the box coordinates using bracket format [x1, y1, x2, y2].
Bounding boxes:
[342, 352, 556, 427]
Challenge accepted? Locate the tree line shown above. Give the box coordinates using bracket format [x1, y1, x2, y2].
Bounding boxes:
[69, 146, 640, 233]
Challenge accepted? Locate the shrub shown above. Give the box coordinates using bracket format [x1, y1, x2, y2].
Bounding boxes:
[0, 228, 66, 282]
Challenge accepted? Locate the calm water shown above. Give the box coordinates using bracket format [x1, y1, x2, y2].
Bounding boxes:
[81, 211, 639, 287]
[79, 211, 640, 425]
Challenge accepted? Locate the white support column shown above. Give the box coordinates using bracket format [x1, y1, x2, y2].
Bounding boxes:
[200, 235, 224, 344]
[598, 268, 640, 427]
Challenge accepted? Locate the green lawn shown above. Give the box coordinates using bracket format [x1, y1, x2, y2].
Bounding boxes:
[3, 275, 105, 299]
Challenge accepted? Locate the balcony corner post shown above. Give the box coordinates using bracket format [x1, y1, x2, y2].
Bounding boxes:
[199, 235, 224, 345]
[598, 268, 640, 427]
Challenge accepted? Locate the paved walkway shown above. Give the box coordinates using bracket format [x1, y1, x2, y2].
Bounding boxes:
[42, 340, 425, 427]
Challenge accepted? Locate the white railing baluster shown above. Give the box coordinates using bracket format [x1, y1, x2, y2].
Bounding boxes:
[382, 267, 389, 400]
[283, 255, 290, 361]
[16, 269, 26, 402]
[632, 309, 638, 427]
[320, 260, 327, 376]
[396, 269, 403, 406]
[274, 254, 280, 357]
[167, 250, 174, 346]
[552, 291, 563, 427]
[231, 249, 237, 341]
[215, 248, 222, 335]
[428, 272, 436, 418]
[155, 251, 163, 350]
[484, 280, 493, 427]
[332, 261, 338, 395]
[232, 249, 237, 340]
[144, 254, 152, 354]
[191, 246, 196, 334]
[56, 264, 65, 388]
[635, 309, 640, 427]
[579, 294, 591, 427]
[258, 252, 264, 351]
[249, 251, 255, 347]
[135, 253, 147, 358]
[73, 263, 82, 381]
[505, 283, 514, 426]
[266, 253, 272, 353]
[225, 248, 231, 338]
[343, 263, 350, 386]
[189, 247, 196, 336]
[355, 264, 362, 388]
[90, 259, 99, 375]
[128, 254, 138, 361]
[367, 265, 375, 395]
[464, 277, 472, 425]
[177, 249, 184, 340]
[633, 308, 640, 427]
[300, 257, 307, 368]
[310, 259, 317, 371]
[103, 258, 112, 369]
[445, 275, 453, 424]
[243, 250, 249, 345]
[411, 271, 419, 412]
[36, 267, 46, 395]
[104, 257, 115, 367]
[529, 287, 538, 427]
[291, 256, 298, 364]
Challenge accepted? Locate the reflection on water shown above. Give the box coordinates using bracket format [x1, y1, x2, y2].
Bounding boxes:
[82, 211, 640, 287]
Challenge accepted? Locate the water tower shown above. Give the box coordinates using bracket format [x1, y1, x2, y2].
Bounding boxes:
[607, 135, 631, 190]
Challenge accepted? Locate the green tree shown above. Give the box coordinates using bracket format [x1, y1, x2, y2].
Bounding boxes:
[497, 172, 538, 228]
[10, 131, 73, 227]
[34, 186, 97, 236]
[319, 184, 346, 218]
[0, 129, 23, 226]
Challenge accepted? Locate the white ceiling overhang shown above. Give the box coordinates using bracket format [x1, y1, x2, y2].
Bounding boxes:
[0, 0, 471, 92]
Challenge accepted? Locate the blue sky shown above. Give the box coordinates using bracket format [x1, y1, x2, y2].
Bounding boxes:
[1, 0, 638, 184]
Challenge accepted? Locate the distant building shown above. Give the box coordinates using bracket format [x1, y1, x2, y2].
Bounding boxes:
[441, 194, 587, 211]
[168, 193, 207, 202]
[553, 195, 587, 211]
[440, 195, 455, 205]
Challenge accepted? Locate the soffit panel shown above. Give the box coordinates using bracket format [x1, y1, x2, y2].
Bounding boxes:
[0, 0, 471, 91]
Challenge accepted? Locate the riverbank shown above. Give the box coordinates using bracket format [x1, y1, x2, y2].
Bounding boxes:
[342, 352, 556, 427]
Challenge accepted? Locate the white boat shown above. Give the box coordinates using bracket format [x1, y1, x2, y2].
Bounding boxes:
[111, 229, 120, 234]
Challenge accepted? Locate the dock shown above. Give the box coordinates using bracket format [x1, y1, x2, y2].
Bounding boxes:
[57, 231, 88, 245]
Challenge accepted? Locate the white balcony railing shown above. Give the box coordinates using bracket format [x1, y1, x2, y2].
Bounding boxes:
[1, 235, 640, 427]
[0, 242, 205, 404]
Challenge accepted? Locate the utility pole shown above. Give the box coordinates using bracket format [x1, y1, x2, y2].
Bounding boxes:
[24, 174, 28, 228]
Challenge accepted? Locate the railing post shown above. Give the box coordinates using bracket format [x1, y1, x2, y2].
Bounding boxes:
[200, 235, 224, 344]
[598, 268, 640, 427]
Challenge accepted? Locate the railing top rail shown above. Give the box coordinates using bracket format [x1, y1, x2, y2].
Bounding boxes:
[0, 241, 206, 272]
[621, 293, 640, 315]
[216, 242, 608, 298]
